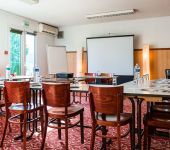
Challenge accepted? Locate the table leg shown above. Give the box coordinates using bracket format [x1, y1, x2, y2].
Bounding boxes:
[72, 91, 76, 103]
[128, 97, 136, 150]
[137, 98, 144, 150]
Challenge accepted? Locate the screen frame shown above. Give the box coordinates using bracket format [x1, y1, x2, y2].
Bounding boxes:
[86, 34, 134, 75]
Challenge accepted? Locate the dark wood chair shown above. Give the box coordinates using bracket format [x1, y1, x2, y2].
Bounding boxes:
[41, 83, 84, 150]
[88, 85, 135, 150]
[100, 73, 113, 85]
[0, 88, 5, 114]
[165, 69, 170, 79]
[144, 70, 170, 149]
[0, 81, 44, 150]
[143, 110, 170, 150]
[150, 69, 170, 112]
[84, 73, 96, 84]
[77, 73, 96, 102]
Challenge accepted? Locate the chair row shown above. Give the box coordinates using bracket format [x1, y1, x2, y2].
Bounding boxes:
[1, 80, 170, 149]
[1, 81, 84, 150]
[0, 81, 135, 150]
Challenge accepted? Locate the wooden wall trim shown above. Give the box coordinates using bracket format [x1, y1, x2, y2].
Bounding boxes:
[66, 51, 77, 53]
[135, 48, 170, 51]
[66, 48, 170, 53]
[67, 48, 170, 80]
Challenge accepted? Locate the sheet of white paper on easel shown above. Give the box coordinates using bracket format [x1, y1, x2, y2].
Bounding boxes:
[46, 45, 68, 74]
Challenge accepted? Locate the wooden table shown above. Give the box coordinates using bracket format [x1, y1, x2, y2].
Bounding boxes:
[0, 75, 33, 81]
[71, 79, 170, 150]
[123, 79, 170, 150]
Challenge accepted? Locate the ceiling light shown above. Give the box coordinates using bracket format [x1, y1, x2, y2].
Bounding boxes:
[20, 0, 39, 5]
[86, 9, 135, 19]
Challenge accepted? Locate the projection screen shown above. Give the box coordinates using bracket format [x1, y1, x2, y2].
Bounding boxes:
[87, 35, 134, 75]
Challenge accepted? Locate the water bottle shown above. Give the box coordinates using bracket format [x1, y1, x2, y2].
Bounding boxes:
[112, 73, 117, 85]
[33, 66, 40, 83]
[134, 64, 140, 80]
[5, 65, 11, 79]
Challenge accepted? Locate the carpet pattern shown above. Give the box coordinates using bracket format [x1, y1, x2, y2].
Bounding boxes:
[0, 96, 170, 150]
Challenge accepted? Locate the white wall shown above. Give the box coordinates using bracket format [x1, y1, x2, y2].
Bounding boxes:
[0, 10, 55, 76]
[56, 16, 170, 51]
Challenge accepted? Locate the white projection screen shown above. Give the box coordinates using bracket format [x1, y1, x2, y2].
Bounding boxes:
[87, 35, 134, 75]
[46, 45, 68, 74]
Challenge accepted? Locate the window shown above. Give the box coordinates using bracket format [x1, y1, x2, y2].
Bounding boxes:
[25, 33, 35, 75]
[10, 29, 36, 76]
[10, 29, 22, 75]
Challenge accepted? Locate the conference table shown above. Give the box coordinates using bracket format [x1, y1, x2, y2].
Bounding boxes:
[0, 75, 33, 81]
[70, 79, 170, 150]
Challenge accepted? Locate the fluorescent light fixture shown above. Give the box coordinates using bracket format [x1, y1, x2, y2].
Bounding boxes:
[86, 9, 135, 19]
[20, 0, 39, 4]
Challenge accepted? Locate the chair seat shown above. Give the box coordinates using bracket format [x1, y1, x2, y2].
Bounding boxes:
[97, 113, 132, 126]
[144, 114, 170, 129]
[9, 103, 43, 112]
[47, 105, 84, 118]
[0, 100, 5, 107]
[152, 104, 170, 112]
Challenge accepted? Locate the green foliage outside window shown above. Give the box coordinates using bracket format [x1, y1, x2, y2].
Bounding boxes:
[10, 32, 21, 75]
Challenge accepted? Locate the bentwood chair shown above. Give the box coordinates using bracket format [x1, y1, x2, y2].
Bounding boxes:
[0, 88, 5, 114]
[143, 110, 170, 150]
[41, 83, 84, 150]
[84, 73, 96, 84]
[143, 70, 170, 149]
[165, 69, 170, 79]
[100, 73, 113, 85]
[89, 85, 135, 150]
[77, 73, 96, 102]
[151, 69, 170, 112]
[0, 81, 44, 150]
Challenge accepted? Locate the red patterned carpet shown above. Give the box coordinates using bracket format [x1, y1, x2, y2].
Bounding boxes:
[0, 97, 170, 150]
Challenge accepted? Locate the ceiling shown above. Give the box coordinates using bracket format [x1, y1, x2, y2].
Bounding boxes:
[0, 0, 170, 27]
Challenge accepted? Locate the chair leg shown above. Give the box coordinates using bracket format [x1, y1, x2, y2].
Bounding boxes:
[40, 109, 44, 138]
[80, 111, 84, 144]
[65, 118, 68, 150]
[41, 113, 48, 150]
[144, 123, 148, 150]
[117, 126, 121, 150]
[20, 114, 24, 137]
[0, 114, 8, 147]
[130, 119, 135, 150]
[148, 134, 151, 150]
[85, 93, 88, 101]
[90, 123, 96, 150]
[23, 113, 27, 150]
[147, 127, 152, 150]
[101, 126, 107, 149]
[79, 92, 81, 104]
[57, 119, 61, 140]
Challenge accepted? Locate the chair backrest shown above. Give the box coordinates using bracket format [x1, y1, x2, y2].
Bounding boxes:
[85, 73, 95, 84]
[165, 69, 170, 79]
[4, 81, 30, 104]
[89, 86, 123, 117]
[100, 73, 112, 85]
[42, 82, 70, 107]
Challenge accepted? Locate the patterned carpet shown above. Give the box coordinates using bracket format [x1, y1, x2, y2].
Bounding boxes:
[0, 96, 170, 150]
